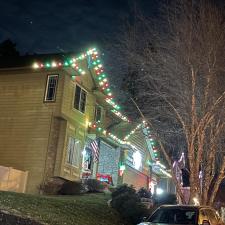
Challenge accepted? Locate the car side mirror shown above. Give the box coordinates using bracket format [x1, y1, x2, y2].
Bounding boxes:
[202, 220, 210, 225]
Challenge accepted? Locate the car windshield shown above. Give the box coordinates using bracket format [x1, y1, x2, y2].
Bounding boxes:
[148, 208, 197, 224]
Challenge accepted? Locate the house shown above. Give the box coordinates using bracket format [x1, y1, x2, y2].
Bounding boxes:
[0, 48, 171, 193]
[89, 119, 172, 193]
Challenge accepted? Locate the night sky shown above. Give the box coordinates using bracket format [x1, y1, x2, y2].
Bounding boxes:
[0, 0, 158, 54]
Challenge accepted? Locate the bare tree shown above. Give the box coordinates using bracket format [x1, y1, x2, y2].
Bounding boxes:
[111, 0, 225, 205]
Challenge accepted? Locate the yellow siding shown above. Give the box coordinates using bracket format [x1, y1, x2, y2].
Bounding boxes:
[0, 58, 117, 193]
[59, 67, 97, 181]
[0, 68, 63, 193]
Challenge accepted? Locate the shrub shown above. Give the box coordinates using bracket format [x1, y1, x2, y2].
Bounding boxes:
[108, 185, 117, 193]
[111, 184, 148, 224]
[58, 180, 84, 195]
[111, 184, 136, 199]
[83, 179, 104, 193]
[137, 187, 152, 199]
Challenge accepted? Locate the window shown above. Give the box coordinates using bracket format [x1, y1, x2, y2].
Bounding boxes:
[94, 105, 102, 122]
[44, 75, 58, 101]
[126, 148, 143, 171]
[66, 137, 80, 166]
[74, 85, 87, 113]
[82, 147, 93, 170]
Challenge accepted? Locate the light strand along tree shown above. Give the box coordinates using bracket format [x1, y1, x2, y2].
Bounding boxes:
[111, 0, 225, 205]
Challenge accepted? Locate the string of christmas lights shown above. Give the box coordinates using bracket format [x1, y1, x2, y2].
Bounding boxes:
[89, 120, 170, 176]
[88, 122, 138, 149]
[143, 121, 160, 162]
[32, 47, 130, 122]
[123, 123, 142, 140]
[111, 109, 130, 123]
[88, 49, 130, 122]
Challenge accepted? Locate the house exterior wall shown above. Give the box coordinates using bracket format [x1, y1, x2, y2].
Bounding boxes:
[121, 131, 152, 190]
[0, 65, 98, 193]
[97, 140, 121, 185]
[58, 68, 98, 181]
[0, 68, 63, 193]
[123, 166, 149, 189]
[0, 55, 163, 194]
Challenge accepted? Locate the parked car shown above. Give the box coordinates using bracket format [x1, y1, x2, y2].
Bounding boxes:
[138, 205, 224, 225]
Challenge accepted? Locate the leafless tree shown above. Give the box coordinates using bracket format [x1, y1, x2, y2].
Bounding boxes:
[110, 0, 225, 205]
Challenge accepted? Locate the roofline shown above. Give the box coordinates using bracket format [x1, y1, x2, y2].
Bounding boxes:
[0, 66, 31, 71]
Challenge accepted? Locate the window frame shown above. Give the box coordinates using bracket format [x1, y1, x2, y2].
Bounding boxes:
[44, 74, 59, 102]
[94, 104, 102, 122]
[73, 84, 87, 113]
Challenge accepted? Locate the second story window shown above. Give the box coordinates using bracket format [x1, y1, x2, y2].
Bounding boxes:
[44, 74, 58, 102]
[74, 85, 87, 113]
[94, 105, 102, 122]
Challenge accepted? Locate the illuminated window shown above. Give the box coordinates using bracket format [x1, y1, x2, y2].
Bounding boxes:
[74, 85, 87, 113]
[66, 137, 80, 166]
[126, 149, 143, 171]
[44, 75, 58, 102]
[133, 151, 142, 170]
[82, 147, 93, 170]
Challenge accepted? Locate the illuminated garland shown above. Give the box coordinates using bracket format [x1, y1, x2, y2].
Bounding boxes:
[89, 122, 138, 149]
[123, 123, 142, 140]
[123, 121, 168, 170]
[111, 109, 130, 123]
[32, 48, 170, 176]
[32, 48, 94, 75]
[88, 50, 130, 122]
[143, 121, 160, 162]
[90, 121, 170, 176]
[32, 47, 129, 122]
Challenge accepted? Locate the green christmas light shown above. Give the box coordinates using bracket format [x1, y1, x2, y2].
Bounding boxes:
[64, 61, 69, 66]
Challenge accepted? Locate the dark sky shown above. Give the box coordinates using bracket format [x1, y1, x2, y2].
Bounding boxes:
[0, 0, 158, 54]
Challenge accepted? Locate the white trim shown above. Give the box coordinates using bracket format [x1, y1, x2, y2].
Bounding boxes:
[44, 74, 58, 102]
[73, 84, 87, 113]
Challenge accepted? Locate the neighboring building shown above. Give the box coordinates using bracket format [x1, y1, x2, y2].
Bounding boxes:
[0, 48, 172, 193]
[89, 121, 172, 192]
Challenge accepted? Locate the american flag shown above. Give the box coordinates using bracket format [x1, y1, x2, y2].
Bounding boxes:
[90, 139, 100, 162]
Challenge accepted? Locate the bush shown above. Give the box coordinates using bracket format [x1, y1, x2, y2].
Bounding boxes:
[58, 180, 84, 195]
[137, 187, 152, 199]
[108, 185, 117, 193]
[111, 184, 148, 224]
[83, 179, 104, 193]
[111, 184, 136, 199]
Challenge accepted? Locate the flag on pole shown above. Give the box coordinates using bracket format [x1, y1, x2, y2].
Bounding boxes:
[90, 139, 100, 162]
